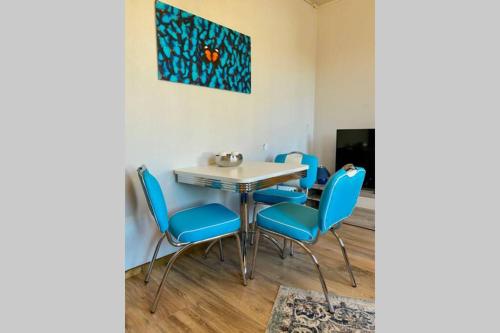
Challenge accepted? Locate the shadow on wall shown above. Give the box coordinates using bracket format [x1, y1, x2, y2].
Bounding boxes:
[125, 165, 208, 266]
[125, 164, 218, 229]
[125, 168, 151, 237]
[198, 151, 216, 166]
[125, 169, 138, 217]
[125, 167, 171, 268]
[307, 135, 314, 157]
[128, 153, 256, 269]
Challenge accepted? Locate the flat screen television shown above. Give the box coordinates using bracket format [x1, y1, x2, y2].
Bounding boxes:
[335, 129, 375, 190]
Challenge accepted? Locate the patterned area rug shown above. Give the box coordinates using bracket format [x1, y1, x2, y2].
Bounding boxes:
[266, 286, 375, 333]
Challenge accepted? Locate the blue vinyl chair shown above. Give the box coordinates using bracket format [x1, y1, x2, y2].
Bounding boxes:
[137, 165, 246, 313]
[251, 152, 318, 256]
[250, 164, 365, 313]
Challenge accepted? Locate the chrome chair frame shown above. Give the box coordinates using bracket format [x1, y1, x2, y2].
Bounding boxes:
[202, 237, 224, 261]
[250, 188, 308, 256]
[144, 230, 225, 285]
[150, 231, 245, 313]
[137, 166, 247, 314]
[250, 201, 285, 257]
[249, 151, 313, 257]
[250, 223, 357, 313]
[250, 187, 309, 256]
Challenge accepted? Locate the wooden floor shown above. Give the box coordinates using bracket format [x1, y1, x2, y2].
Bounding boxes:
[125, 224, 375, 332]
[344, 207, 375, 230]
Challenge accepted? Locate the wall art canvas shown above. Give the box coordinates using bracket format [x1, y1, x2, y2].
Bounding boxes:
[155, 1, 251, 94]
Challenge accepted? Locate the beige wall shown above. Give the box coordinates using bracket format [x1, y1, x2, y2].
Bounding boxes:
[313, 0, 374, 171]
[125, 0, 317, 269]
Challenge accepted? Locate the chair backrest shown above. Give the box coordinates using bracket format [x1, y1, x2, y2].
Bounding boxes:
[274, 152, 318, 189]
[137, 165, 169, 233]
[318, 165, 366, 233]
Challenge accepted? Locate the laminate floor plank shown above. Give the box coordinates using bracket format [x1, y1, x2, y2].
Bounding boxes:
[126, 224, 375, 332]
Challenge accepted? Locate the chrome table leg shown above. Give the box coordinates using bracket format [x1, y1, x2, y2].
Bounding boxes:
[240, 193, 248, 277]
[331, 229, 357, 287]
[250, 202, 258, 245]
[234, 233, 247, 286]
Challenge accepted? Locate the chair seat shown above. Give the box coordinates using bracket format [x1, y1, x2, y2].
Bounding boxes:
[253, 188, 307, 205]
[169, 203, 240, 243]
[257, 202, 319, 242]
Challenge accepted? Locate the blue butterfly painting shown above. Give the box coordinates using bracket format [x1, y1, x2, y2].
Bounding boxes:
[155, 1, 251, 93]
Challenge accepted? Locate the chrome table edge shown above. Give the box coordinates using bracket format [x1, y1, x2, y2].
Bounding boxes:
[174, 170, 306, 193]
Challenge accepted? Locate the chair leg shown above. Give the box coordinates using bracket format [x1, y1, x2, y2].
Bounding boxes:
[293, 240, 334, 313]
[218, 239, 224, 262]
[331, 229, 357, 287]
[234, 233, 247, 286]
[144, 234, 165, 284]
[250, 202, 258, 245]
[262, 233, 285, 259]
[150, 243, 195, 313]
[250, 228, 261, 280]
[203, 239, 218, 259]
[291, 200, 308, 257]
[281, 238, 291, 258]
[284, 238, 294, 257]
[252, 203, 286, 259]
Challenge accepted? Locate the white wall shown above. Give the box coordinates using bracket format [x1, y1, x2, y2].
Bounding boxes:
[125, 0, 317, 270]
[313, 0, 375, 171]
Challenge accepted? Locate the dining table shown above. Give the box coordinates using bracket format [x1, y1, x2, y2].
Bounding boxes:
[173, 160, 309, 277]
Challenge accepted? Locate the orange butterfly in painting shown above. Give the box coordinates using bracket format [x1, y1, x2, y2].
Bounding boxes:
[203, 45, 220, 63]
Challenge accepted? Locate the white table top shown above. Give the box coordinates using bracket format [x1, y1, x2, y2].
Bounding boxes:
[174, 161, 308, 183]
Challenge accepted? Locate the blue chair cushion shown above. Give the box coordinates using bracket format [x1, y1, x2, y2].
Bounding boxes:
[141, 168, 169, 233]
[253, 188, 307, 205]
[318, 167, 366, 233]
[257, 203, 319, 242]
[169, 203, 240, 243]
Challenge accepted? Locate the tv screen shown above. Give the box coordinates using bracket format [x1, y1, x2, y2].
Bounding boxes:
[335, 129, 375, 190]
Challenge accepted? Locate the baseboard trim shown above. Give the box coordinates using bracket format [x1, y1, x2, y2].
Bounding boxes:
[344, 221, 375, 231]
[344, 207, 375, 230]
[125, 253, 174, 280]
